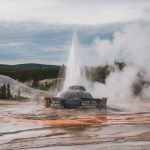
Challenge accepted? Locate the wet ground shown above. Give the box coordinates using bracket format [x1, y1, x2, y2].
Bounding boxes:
[0, 100, 150, 150]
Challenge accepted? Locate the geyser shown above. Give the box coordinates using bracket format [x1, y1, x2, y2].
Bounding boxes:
[63, 32, 85, 90]
[44, 32, 107, 109]
[44, 85, 107, 109]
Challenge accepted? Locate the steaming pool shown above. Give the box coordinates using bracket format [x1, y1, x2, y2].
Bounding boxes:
[0, 100, 150, 150]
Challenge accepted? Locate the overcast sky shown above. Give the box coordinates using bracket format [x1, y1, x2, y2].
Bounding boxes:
[0, 0, 149, 64]
[0, 0, 149, 24]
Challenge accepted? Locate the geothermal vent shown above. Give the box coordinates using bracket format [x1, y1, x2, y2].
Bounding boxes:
[44, 85, 107, 109]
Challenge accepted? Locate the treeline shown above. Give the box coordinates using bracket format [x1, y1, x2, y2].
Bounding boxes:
[85, 62, 125, 84]
[0, 62, 125, 91]
[0, 83, 22, 100]
[0, 84, 12, 99]
[0, 66, 59, 82]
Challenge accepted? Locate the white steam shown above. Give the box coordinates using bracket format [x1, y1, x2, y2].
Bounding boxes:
[92, 23, 150, 103]
[95, 23, 150, 69]
[90, 66, 138, 104]
[63, 23, 150, 104]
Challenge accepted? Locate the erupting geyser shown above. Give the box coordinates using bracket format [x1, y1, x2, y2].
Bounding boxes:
[44, 32, 107, 109]
[63, 32, 84, 90]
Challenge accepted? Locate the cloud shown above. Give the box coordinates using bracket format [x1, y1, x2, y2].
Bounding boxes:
[0, 0, 149, 25]
[0, 21, 123, 64]
[0, 42, 26, 47]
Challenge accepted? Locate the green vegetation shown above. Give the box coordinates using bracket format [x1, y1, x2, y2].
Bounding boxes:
[0, 62, 145, 97]
[0, 83, 12, 99]
[0, 62, 125, 91]
[114, 61, 125, 70]
[0, 83, 24, 100]
[85, 65, 110, 84]
[0, 63, 60, 82]
[85, 62, 125, 84]
[6, 83, 11, 99]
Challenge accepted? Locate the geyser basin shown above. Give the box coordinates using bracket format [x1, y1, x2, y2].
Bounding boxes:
[44, 85, 107, 109]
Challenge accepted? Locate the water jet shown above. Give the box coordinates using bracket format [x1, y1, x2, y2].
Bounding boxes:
[44, 32, 107, 109]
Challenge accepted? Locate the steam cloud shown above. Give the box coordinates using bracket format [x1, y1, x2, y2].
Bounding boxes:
[90, 22, 150, 104]
[66, 22, 150, 104]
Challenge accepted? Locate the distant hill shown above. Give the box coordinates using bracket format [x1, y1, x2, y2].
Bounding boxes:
[0, 63, 59, 69]
[0, 63, 60, 82]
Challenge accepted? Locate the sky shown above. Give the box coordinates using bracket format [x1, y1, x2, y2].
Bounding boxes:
[0, 0, 149, 64]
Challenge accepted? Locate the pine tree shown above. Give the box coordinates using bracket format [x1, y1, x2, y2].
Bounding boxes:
[7, 83, 11, 99]
[0, 84, 7, 99]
